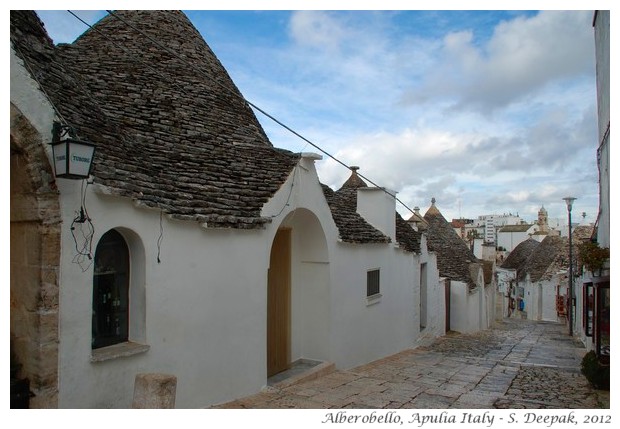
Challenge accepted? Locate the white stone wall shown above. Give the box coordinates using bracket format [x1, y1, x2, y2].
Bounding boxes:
[356, 187, 397, 242]
[497, 229, 534, 252]
[594, 11, 609, 249]
[450, 283, 483, 334]
[523, 275, 565, 323]
[418, 243, 445, 341]
[447, 266, 490, 334]
[330, 242, 421, 369]
[10, 47, 56, 144]
[56, 192, 273, 408]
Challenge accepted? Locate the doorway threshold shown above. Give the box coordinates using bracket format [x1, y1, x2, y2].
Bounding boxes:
[267, 359, 335, 388]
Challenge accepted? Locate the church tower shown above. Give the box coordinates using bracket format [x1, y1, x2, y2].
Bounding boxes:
[537, 205, 549, 233]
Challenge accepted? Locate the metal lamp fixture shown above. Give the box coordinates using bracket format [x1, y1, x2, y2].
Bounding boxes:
[50, 122, 96, 179]
[563, 196, 576, 337]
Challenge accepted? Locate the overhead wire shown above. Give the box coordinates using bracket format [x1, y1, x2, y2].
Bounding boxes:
[70, 10, 417, 216]
[66, 10, 296, 221]
[101, 10, 417, 216]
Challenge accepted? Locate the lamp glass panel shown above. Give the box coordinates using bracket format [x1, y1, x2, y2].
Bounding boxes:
[53, 141, 67, 176]
[68, 142, 95, 177]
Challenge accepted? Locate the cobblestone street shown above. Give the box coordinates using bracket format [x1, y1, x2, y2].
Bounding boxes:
[213, 319, 609, 409]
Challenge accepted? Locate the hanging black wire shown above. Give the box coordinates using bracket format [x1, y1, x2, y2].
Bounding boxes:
[70, 179, 95, 271]
[97, 10, 417, 216]
[157, 210, 164, 263]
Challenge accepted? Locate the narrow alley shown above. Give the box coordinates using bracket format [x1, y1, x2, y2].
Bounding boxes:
[213, 319, 609, 409]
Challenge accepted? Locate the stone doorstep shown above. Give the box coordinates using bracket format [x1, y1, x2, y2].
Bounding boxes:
[270, 360, 336, 389]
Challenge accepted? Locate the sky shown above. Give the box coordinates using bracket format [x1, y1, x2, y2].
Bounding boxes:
[32, 6, 607, 225]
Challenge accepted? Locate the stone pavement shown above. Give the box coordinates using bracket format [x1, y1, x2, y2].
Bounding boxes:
[212, 319, 609, 409]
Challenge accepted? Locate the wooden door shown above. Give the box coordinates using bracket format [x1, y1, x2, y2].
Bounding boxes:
[267, 228, 291, 377]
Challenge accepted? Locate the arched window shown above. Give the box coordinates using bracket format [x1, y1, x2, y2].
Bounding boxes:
[92, 229, 130, 349]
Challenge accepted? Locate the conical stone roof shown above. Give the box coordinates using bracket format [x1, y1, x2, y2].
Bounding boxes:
[11, 10, 298, 228]
[423, 198, 480, 289]
[501, 238, 540, 271]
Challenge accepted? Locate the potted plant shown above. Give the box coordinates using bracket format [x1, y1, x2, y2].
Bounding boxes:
[578, 241, 610, 276]
[581, 350, 610, 390]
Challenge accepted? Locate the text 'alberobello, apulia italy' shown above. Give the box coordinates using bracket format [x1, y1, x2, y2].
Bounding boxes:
[321, 411, 496, 426]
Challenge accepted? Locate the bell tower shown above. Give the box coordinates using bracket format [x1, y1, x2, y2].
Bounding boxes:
[537, 205, 549, 233]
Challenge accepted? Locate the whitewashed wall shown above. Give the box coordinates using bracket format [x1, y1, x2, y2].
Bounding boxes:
[329, 243, 417, 368]
[57, 191, 276, 408]
[10, 47, 56, 143]
[416, 243, 445, 342]
[497, 229, 534, 252]
[523, 275, 566, 323]
[449, 268, 487, 334]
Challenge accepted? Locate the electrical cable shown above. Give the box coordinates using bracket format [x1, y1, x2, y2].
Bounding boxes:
[99, 10, 417, 216]
[70, 179, 95, 271]
[67, 9, 300, 221]
[66, 10, 310, 220]
[157, 210, 164, 263]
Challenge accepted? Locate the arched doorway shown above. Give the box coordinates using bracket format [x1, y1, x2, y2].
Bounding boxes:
[267, 209, 331, 377]
[10, 104, 61, 407]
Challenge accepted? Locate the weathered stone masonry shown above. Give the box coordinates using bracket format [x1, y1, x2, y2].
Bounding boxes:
[10, 104, 61, 408]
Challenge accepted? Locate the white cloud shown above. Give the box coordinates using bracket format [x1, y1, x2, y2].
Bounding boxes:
[402, 11, 594, 113]
[289, 11, 347, 51]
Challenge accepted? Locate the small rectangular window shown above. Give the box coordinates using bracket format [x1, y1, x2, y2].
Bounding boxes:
[367, 269, 380, 297]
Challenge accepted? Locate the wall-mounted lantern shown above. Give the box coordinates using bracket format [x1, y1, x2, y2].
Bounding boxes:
[50, 122, 96, 179]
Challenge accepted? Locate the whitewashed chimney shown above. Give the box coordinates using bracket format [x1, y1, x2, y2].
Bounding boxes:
[356, 185, 397, 242]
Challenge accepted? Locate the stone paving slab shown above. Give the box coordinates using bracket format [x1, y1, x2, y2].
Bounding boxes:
[211, 319, 609, 409]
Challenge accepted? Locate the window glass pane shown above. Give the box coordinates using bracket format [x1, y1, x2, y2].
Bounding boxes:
[92, 229, 129, 349]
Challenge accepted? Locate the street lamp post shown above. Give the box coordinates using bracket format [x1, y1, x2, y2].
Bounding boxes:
[563, 196, 576, 337]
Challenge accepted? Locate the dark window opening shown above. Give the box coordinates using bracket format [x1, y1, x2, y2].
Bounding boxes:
[367, 269, 380, 297]
[595, 282, 610, 362]
[583, 282, 594, 337]
[92, 229, 130, 349]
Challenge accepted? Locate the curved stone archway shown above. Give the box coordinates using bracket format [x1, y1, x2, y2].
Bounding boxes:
[10, 104, 61, 408]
